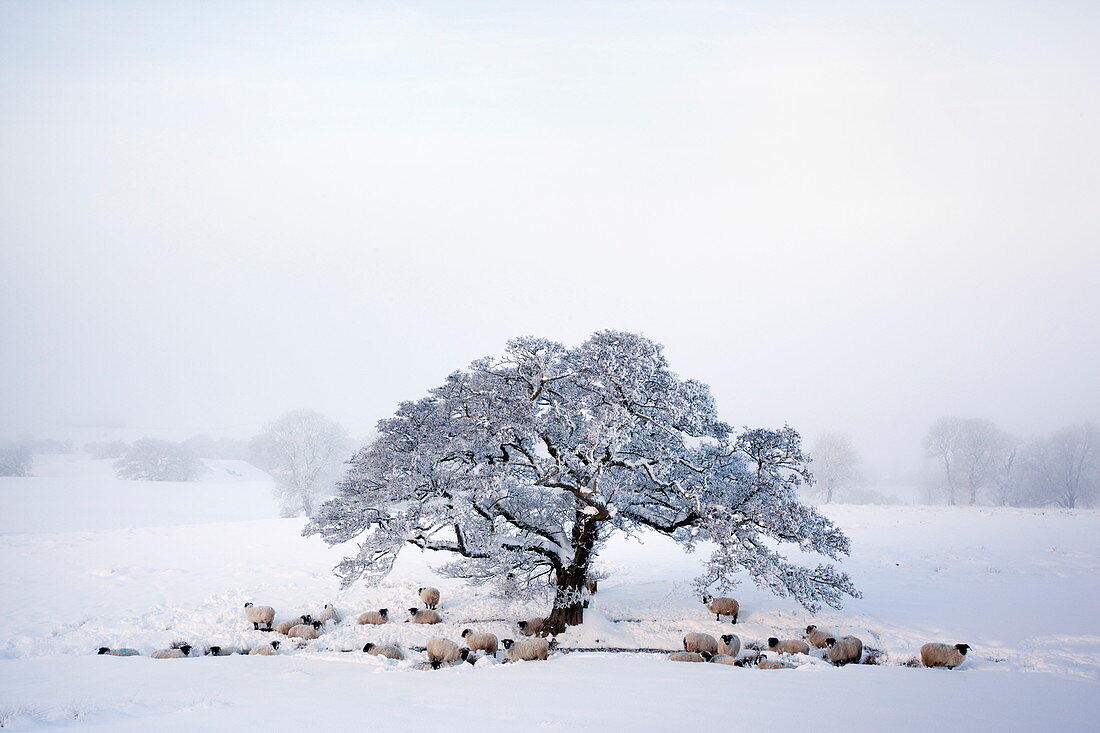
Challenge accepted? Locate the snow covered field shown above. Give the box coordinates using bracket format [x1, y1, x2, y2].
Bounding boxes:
[1, 455, 1098, 730]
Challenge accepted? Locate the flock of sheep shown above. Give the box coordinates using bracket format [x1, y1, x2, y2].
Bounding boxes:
[96, 586, 972, 671]
[677, 593, 971, 670]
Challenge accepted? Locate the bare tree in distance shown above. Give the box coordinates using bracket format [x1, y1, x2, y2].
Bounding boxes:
[810, 433, 863, 504]
[252, 410, 351, 517]
[305, 331, 859, 635]
[923, 417, 1007, 505]
[1029, 423, 1099, 509]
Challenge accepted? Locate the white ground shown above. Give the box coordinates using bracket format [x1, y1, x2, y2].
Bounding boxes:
[1, 455, 1098, 730]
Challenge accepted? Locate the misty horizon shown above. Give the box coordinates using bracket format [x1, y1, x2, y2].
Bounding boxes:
[2, 1, 1098, 489]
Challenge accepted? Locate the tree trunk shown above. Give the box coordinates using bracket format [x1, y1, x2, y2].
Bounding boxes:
[542, 513, 598, 636]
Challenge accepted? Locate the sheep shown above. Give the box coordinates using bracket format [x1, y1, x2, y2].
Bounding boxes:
[152, 644, 192, 659]
[356, 609, 389, 625]
[802, 624, 833, 649]
[243, 602, 276, 631]
[824, 636, 864, 666]
[249, 641, 280, 655]
[683, 633, 719, 655]
[425, 638, 472, 669]
[517, 617, 546, 636]
[207, 646, 245, 656]
[701, 594, 739, 623]
[719, 634, 741, 656]
[363, 642, 404, 660]
[708, 653, 738, 666]
[315, 603, 341, 624]
[276, 615, 313, 635]
[667, 651, 706, 663]
[406, 608, 442, 624]
[768, 637, 810, 655]
[586, 579, 599, 594]
[920, 643, 971, 669]
[501, 638, 550, 662]
[461, 629, 499, 656]
[97, 647, 140, 656]
[418, 586, 441, 610]
[756, 653, 794, 670]
[288, 621, 324, 640]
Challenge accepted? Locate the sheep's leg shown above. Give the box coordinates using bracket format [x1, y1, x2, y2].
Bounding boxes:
[253, 622, 259, 630]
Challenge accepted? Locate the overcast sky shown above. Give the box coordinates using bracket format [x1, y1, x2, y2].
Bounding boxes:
[2, 1, 1097, 481]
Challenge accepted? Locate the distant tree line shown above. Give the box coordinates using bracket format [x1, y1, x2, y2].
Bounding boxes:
[922, 418, 1098, 508]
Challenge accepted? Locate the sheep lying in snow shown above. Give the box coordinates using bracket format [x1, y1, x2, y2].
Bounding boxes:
[461, 629, 499, 655]
[357, 609, 389, 625]
[97, 647, 140, 656]
[426, 638, 473, 669]
[243, 602, 275, 631]
[683, 633, 719, 655]
[668, 651, 707, 663]
[768, 637, 810, 655]
[825, 636, 864, 666]
[249, 641, 280, 655]
[501, 638, 551, 662]
[315, 603, 340, 624]
[701, 594, 739, 623]
[419, 587, 441, 609]
[517, 617, 546, 636]
[708, 653, 737, 665]
[406, 608, 442, 624]
[207, 646, 245, 656]
[802, 625, 832, 649]
[719, 634, 741, 656]
[756, 653, 794, 670]
[363, 643, 404, 660]
[920, 643, 971, 669]
[152, 645, 192, 659]
[288, 621, 324, 640]
[276, 615, 312, 635]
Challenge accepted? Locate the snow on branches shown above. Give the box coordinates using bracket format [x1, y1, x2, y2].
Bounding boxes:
[305, 331, 859, 630]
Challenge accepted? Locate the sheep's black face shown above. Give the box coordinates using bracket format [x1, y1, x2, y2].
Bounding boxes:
[722, 635, 733, 645]
[825, 638, 837, 647]
[460, 649, 471, 662]
[379, 609, 388, 618]
[418, 587, 424, 593]
[271, 641, 280, 649]
[209, 646, 221, 655]
[98, 647, 109, 654]
[502, 639, 515, 649]
[363, 643, 373, 652]
[408, 608, 419, 616]
[805, 625, 815, 633]
[517, 621, 528, 630]
[181, 645, 192, 655]
[768, 637, 779, 647]
[461, 629, 471, 638]
[312, 621, 322, 629]
[956, 644, 971, 655]
[244, 602, 253, 608]
[702, 594, 712, 604]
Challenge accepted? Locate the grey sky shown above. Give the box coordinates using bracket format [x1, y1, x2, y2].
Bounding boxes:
[2, 1, 1098, 481]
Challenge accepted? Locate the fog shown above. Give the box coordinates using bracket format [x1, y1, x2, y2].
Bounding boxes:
[2, 1, 1098, 488]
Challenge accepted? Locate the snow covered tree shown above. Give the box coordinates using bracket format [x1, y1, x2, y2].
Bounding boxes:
[809, 433, 862, 503]
[0, 441, 32, 477]
[306, 331, 859, 634]
[252, 410, 351, 517]
[113, 438, 205, 481]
